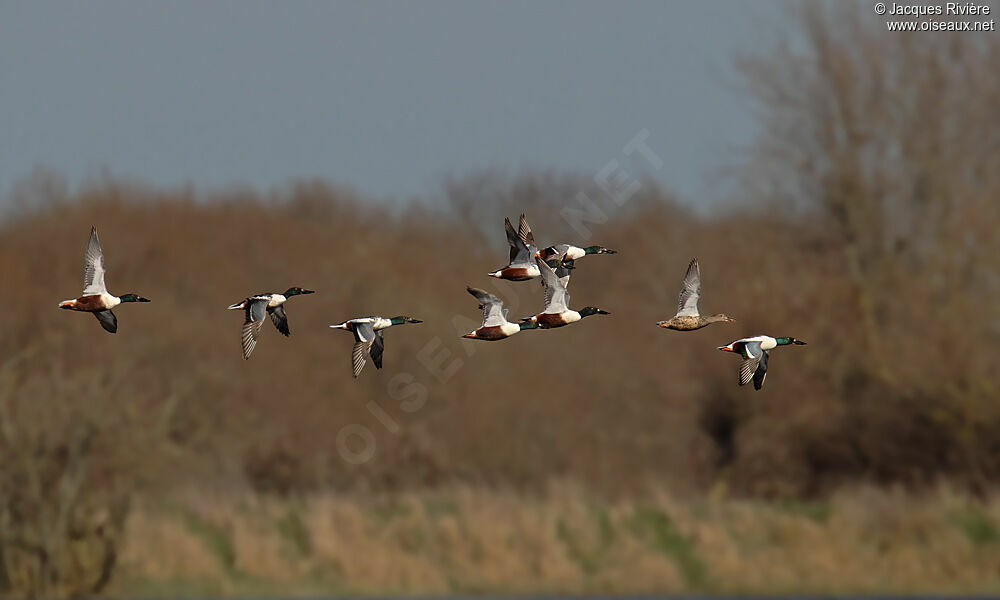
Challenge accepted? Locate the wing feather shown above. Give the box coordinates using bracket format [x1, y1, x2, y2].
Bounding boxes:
[370, 331, 385, 369]
[676, 258, 701, 317]
[536, 257, 569, 312]
[83, 227, 108, 295]
[352, 340, 372, 378]
[467, 287, 507, 326]
[268, 304, 290, 336]
[93, 309, 117, 334]
[240, 297, 269, 359]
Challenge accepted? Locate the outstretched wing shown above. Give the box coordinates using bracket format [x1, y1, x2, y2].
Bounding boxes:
[467, 287, 507, 327]
[505, 217, 534, 266]
[83, 227, 108, 295]
[536, 257, 569, 313]
[350, 321, 376, 377]
[241, 297, 269, 359]
[517, 213, 536, 250]
[268, 304, 290, 336]
[554, 261, 573, 290]
[93, 309, 117, 334]
[676, 258, 701, 317]
[370, 330, 385, 369]
[737, 342, 767, 388]
[752, 351, 769, 390]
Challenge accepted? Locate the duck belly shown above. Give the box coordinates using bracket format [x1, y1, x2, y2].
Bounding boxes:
[496, 266, 539, 281]
[536, 311, 579, 328]
[473, 323, 521, 340]
[663, 316, 702, 331]
[66, 294, 117, 312]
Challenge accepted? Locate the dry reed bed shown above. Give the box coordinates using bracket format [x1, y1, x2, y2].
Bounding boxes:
[114, 485, 1000, 597]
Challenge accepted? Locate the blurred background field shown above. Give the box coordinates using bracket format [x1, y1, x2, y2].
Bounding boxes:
[1, 2, 999, 598]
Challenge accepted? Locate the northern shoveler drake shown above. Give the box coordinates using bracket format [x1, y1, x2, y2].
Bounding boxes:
[461, 287, 539, 341]
[718, 336, 806, 390]
[537, 243, 616, 269]
[657, 259, 735, 331]
[330, 316, 422, 378]
[58, 226, 150, 333]
[228, 287, 314, 359]
[488, 214, 541, 281]
[522, 256, 609, 328]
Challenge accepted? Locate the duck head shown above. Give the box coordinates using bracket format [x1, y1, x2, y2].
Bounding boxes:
[390, 316, 422, 325]
[284, 287, 314, 297]
[119, 294, 150, 303]
[579, 307, 610, 318]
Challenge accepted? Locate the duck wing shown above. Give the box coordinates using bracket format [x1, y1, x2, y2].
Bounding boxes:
[737, 341, 766, 387]
[505, 217, 534, 266]
[537, 257, 569, 313]
[752, 351, 769, 390]
[517, 213, 537, 250]
[350, 321, 376, 377]
[83, 227, 108, 295]
[93, 309, 117, 334]
[676, 258, 701, 317]
[370, 330, 385, 369]
[268, 304, 290, 336]
[240, 297, 269, 359]
[467, 287, 507, 327]
[554, 261, 573, 290]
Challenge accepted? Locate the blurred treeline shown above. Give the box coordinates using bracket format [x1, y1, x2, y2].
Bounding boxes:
[0, 4, 998, 596]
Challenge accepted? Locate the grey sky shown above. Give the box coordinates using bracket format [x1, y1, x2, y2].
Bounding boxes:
[1, 1, 782, 207]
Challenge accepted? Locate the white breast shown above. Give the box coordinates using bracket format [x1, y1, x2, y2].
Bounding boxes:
[565, 246, 585, 260]
[267, 294, 286, 308]
[499, 322, 521, 336]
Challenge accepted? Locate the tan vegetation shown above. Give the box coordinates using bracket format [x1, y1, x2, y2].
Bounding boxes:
[0, 3, 998, 596]
[112, 486, 1000, 596]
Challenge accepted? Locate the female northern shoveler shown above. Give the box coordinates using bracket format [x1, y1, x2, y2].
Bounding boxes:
[657, 259, 735, 331]
[537, 243, 616, 269]
[488, 214, 541, 281]
[523, 256, 609, 328]
[58, 227, 150, 333]
[718, 335, 806, 390]
[330, 316, 422, 378]
[228, 287, 314, 359]
[461, 287, 538, 341]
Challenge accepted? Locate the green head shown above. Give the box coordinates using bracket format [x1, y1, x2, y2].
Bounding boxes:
[518, 320, 540, 331]
[119, 293, 150, 303]
[390, 316, 422, 325]
[775, 336, 806, 346]
[584, 246, 616, 255]
[579, 307, 610, 318]
[284, 287, 314, 297]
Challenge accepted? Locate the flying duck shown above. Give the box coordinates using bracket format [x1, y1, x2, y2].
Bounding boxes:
[537, 243, 616, 269]
[330, 316, 422, 378]
[58, 227, 150, 333]
[228, 287, 314, 359]
[718, 335, 806, 390]
[488, 214, 541, 281]
[657, 259, 735, 331]
[461, 287, 538, 340]
[522, 256, 609, 328]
